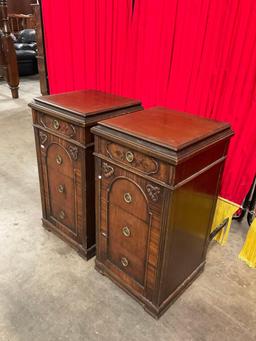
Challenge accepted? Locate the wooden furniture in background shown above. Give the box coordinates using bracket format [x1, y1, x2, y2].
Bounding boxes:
[7, 0, 33, 14]
[8, 13, 36, 33]
[29, 90, 142, 259]
[0, 0, 19, 98]
[31, 2, 48, 95]
[92, 107, 233, 318]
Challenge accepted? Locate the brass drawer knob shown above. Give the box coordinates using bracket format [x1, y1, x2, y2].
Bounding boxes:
[59, 210, 65, 220]
[58, 184, 65, 193]
[121, 257, 129, 267]
[56, 155, 63, 165]
[53, 119, 60, 130]
[122, 226, 131, 237]
[126, 151, 134, 163]
[124, 192, 132, 203]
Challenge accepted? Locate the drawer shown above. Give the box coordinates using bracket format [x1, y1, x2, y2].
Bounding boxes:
[108, 204, 149, 285]
[36, 112, 84, 143]
[50, 199, 76, 234]
[108, 177, 149, 221]
[48, 167, 76, 234]
[99, 139, 171, 184]
[46, 140, 79, 178]
[100, 162, 163, 215]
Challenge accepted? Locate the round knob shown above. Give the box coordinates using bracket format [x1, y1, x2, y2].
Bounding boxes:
[122, 226, 131, 237]
[126, 151, 134, 163]
[124, 192, 132, 204]
[59, 210, 65, 220]
[56, 155, 63, 165]
[53, 119, 60, 130]
[121, 257, 129, 267]
[58, 184, 65, 193]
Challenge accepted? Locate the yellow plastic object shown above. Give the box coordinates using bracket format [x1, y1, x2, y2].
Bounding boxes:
[211, 197, 239, 245]
[239, 219, 256, 268]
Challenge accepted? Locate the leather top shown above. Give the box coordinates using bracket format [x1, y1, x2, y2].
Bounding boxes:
[100, 107, 233, 151]
[34, 90, 141, 118]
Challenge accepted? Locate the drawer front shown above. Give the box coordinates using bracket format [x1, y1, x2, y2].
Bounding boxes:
[108, 204, 149, 286]
[46, 141, 77, 178]
[36, 130, 84, 241]
[48, 171, 76, 233]
[109, 177, 149, 221]
[36, 112, 84, 143]
[99, 138, 171, 184]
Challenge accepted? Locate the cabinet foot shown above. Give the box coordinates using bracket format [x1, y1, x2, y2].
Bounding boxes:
[41, 218, 95, 260]
[10, 86, 19, 99]
[95, 260, 106, 276]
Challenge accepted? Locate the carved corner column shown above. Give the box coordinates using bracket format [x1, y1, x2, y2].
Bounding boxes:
[0, 0, 19, 99]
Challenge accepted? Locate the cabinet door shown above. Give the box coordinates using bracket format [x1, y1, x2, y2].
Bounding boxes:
[36, 129, 84, 244]
[46, 142, 76, 233]
[97, 160, 163, 298]
[107, 179, 151, 286]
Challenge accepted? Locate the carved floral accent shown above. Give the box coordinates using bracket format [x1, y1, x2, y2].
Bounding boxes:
[39, 131, 48, 145]
[68, 145, 78, 160]
[146, 184, 161, 202]
[102, 162, 114, 178]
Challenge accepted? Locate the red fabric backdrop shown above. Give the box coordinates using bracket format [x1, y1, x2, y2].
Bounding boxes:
[41, 0, 256, 204]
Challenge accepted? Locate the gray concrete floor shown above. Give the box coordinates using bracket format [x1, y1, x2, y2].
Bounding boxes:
[0, 76, 256, 341]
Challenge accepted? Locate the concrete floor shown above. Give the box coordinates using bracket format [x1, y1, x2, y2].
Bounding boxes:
[0, 76, 256, 341]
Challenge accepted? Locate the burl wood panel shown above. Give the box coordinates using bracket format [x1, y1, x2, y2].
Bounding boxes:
[92, 107, 233, 318]
[30, 90, 142, 260]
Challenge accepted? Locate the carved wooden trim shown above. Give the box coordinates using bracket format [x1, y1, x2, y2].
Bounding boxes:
[69, 124, 77, 138]
[39, 115, 77, 138]
[106, 142, 160, 176]
[39, 131, 47, 145]
[106, 142, 125, 161]
[102, 162, 114, 178]
[135, 157, 159, 175]
[39, 116, 47, 128]
[68, 145, 78, 160]
[146, 184, 161, 203]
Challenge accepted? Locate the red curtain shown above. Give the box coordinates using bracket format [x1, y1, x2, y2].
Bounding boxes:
[41, 0, 256, 205]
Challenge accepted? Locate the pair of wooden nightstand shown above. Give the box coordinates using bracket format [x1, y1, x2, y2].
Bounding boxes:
[30, 90, 233, 318]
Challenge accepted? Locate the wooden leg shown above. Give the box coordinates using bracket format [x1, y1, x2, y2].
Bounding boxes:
[10, 86, 19, 99]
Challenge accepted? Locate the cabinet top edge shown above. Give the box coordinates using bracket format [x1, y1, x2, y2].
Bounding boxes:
[96, 107, 234, 152]
[29, 89, 141, 119]
[91, 125, 233, 164]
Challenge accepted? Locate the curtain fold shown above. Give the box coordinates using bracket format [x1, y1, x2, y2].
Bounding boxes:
[41, 0, 256, 205]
